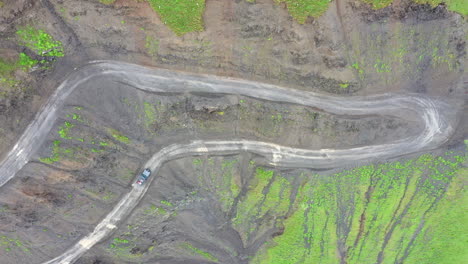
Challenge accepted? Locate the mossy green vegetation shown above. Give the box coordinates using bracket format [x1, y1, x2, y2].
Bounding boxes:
[121, 97, 175, 135]
[124, 150, 465, 262]
[147, 0, 205, 36]
[0, 235, 30, 253]
[108, 236, 143, 258]
[16, 26, 64, 57]
[143, 204, 167, 215]
[1, 27, 62, 92]
[361, 0, 393, 9]
[233, 167, 293, 243]
[39, 140, 64, 164]
[145, 35, 159, 57]
[251, 152, 466, 264]
[143, 102, 157, 128]
[160, 200, 173, 207]
[99, 0, 116, 4]
[58, 121, 74, 139]
[0, 53, 36, 97]
[109, 129, 130, 144]
[274, 0, 333, 23]
[348, 23, 459, 86]
[39, 116, 116, 164]
[0, 57, 19, 76]
[415, 0, 467, 16]
[182, 242, 219, 262]
[362, 0, 467, 16]
[18, 53, 38, 70]
[404, 167, 468, 263]
[193, 157, 241, 212]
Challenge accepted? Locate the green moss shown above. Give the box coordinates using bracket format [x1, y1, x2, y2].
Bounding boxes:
[0, 57, 18, 76]
[405, 167, 467, 263]
[373, 58, 391, 73]
[252, 152, 466, 263]
[144, 204, 167, 215]
[99, 0, 116, 4]
[143, 102, 156, 127]
[160, 200, 173, 207]
[145, 35, 159, 57]
[274, 0, 333, 23]
[70, 113, 84, 122]
[109, 129, 130, 144]
[416, 0, 467, 16]
[362, 0, 467, 16]
[182, 242, 218, 262]
[147, 0, 205, 36]
[193, 158, 241, 212]
[0, 235, 30, 253]
[233, 167, 294, 243]
[58, 121, 74, 139]
[39, 140, 66, 164]
[441, 0, 468, 16]
[339, 82, 350, 89]
[361, 0, 393, 9]
[351, 62, 365, 77]
[16, 26, 64, 57]
[18, 53, 38, 70]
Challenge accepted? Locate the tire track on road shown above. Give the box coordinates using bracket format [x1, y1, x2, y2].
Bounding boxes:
[0, 61, 457, 263]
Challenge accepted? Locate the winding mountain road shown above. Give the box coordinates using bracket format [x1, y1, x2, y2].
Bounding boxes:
[0, 61, 457, 264]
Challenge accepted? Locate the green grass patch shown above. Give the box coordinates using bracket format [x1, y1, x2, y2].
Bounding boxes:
[160, 200, 173, 207]
[404, 167, 467, 263]
[339, 82, 350, 89]
[361, 0, 393, 9]
[0, 235, 30, 253]
[414, 0, 467, 16]
[361, 0, 467, 16]
[100, 0, 116, 4]
[0, 53, 36, 98]
[0, 57, 18, 76]
[145, 35, 159, 57]
[182, 242, 218, 262]
[143, 102, 156, 128]
[147, 0, 205, 36]
[39, 140, 67, 164]
[58, 121, 74, 139]
[16, 26, 64, 57]
[252, 152, 466, 264]
[233, 167, 293, 243]
[193, 158, 241, 213]
[109, 129, 130, 144]
[144, 204, 167, 215]
[66, 113, 84, 122]
[18, 53, 38, 70]
[274, 0, 333, 23]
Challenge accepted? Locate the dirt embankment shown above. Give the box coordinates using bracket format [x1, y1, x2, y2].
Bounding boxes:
[0, 0, 465, 159]
[0, 0, 465, 155]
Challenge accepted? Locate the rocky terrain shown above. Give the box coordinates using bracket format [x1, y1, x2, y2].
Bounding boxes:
[0, 0, 466, 264]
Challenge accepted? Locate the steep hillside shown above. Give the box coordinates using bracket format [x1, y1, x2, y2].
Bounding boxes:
[0, 0, 466, 263]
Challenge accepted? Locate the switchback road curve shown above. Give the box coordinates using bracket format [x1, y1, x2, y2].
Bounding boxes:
[0, 61, 458, 263]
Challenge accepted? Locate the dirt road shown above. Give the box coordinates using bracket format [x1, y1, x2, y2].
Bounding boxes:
[0, 61, 456, 264]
